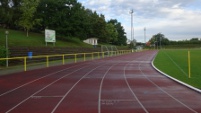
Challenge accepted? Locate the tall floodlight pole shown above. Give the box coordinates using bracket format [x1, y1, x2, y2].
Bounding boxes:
[130, 9, 134, 50]
[144, 27, 146, 45]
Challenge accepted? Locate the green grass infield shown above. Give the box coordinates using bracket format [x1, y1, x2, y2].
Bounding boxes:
[154, 49, 201, 89]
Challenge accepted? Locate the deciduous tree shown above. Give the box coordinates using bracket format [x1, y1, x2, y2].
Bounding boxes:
[149, 33, 169, 47]
[18, 0, 41, 37]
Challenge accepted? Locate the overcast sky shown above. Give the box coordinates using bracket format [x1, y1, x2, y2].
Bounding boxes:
[77, 0, 201, 42]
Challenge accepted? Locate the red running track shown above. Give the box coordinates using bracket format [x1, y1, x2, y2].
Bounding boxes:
[0, 50, 201, 113]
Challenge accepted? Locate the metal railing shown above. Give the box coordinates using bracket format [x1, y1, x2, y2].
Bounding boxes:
[0, 50, 131, 72]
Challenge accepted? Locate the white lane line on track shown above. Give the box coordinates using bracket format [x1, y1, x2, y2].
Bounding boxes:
[0, 63, 86, 97]
[139, 63, 198, 113]
[31, 96, 63, 98]
[98, 63, 117, 113]
[103, 60, 151, 63]
[124, 63, 149, 113]
[97, 51, 157, 113]
[51, 63, 107, 113]
[6, 65, 89, 113]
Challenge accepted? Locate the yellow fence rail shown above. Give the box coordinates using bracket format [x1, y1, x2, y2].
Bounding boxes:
[0, 50, 131, 72]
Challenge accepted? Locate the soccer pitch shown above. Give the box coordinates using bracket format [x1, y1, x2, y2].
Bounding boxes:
[154, 49, 201, 89]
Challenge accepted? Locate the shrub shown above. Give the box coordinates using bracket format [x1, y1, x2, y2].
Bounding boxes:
[0, 46, 9, 66]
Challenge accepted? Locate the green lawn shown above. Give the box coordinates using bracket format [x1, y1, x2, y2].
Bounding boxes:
[154, 49, 201, 89]
[0, 28, 92, 47]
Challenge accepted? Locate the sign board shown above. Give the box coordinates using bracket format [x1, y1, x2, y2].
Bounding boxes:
[45, 29, 56, 42]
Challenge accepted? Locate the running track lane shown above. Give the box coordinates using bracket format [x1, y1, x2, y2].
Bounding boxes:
[0, 50, 201, 113]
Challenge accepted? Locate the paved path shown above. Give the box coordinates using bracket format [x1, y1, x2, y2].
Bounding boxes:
[0, 50, 201, 113]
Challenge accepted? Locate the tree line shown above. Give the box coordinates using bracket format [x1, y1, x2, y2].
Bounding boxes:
[0, 0, 127, 46]
[148, 33, 201, 48]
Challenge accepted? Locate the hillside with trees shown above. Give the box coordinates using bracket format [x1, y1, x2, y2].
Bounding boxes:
[0, 0, 127, 46]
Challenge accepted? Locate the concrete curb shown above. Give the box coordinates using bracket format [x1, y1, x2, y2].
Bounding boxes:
[151, 57, 201, 94]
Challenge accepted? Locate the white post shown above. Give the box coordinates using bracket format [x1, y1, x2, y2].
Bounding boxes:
[5, 31, 9, 67]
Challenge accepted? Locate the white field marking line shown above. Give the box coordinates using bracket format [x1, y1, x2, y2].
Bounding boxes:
[124, 63, 149, 113]
[6, 65, 88, 113]
[0, 63, 86, 97]
[98, 63, 118, 113]
[51, 63, 107, 113]
[139, 63, 198, 113]
[163, 51, 188, 77]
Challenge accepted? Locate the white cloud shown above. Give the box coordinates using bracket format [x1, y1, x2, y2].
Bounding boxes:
[78, 0, 201, 42]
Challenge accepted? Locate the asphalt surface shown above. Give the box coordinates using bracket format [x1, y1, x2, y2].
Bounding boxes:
[0, 50, 201, 113]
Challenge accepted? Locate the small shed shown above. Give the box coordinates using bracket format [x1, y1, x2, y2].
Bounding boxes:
[83, 38, 98, 46]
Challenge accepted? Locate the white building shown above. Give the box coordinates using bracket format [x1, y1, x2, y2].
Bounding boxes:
[83, 38, 98, 46]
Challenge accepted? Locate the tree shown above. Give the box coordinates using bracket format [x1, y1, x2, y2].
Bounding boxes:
[35, 0, 90, 40]
[149, 33, 169, 48]
[105, 23, 118, 43]
[91, 14, 107, 43]
[1, 0, 127, 46]
[190, 38, 199, 42]
[10, 0, 23, 29]
[108, 19, 127, 46]
[0, 0, 13, 28]
[18, 0, 41, 37]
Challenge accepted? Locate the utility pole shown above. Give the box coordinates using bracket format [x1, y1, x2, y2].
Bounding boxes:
[130, 9, 134, 50]
[144, 27, 146, 45]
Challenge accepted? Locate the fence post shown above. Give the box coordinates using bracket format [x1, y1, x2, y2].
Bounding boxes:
[188, 51, 191, 78]
[24, 57, 27, 71]
[75, 54, 77, 63]
[62, 55, 65, 65]
[84, 53, 86, 61]
[102, 52, 104, 58]
[46, 56, 49, 67]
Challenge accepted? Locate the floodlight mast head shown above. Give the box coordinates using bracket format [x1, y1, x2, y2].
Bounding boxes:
[5, 31, 9, 35]
[129, 9, 133, 14]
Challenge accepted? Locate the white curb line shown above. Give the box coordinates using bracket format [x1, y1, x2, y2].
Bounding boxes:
[151, 58, 201, 94]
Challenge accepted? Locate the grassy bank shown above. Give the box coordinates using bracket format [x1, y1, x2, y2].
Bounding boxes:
[154, 49, 201, 89]
[0, 28, 91, 47]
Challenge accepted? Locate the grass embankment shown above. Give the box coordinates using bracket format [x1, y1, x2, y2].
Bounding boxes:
[154, 49, 201, 89]
[0, 28, 91, 47]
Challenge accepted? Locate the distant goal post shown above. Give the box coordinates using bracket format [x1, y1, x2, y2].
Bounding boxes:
[101, 45, 119, 57]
